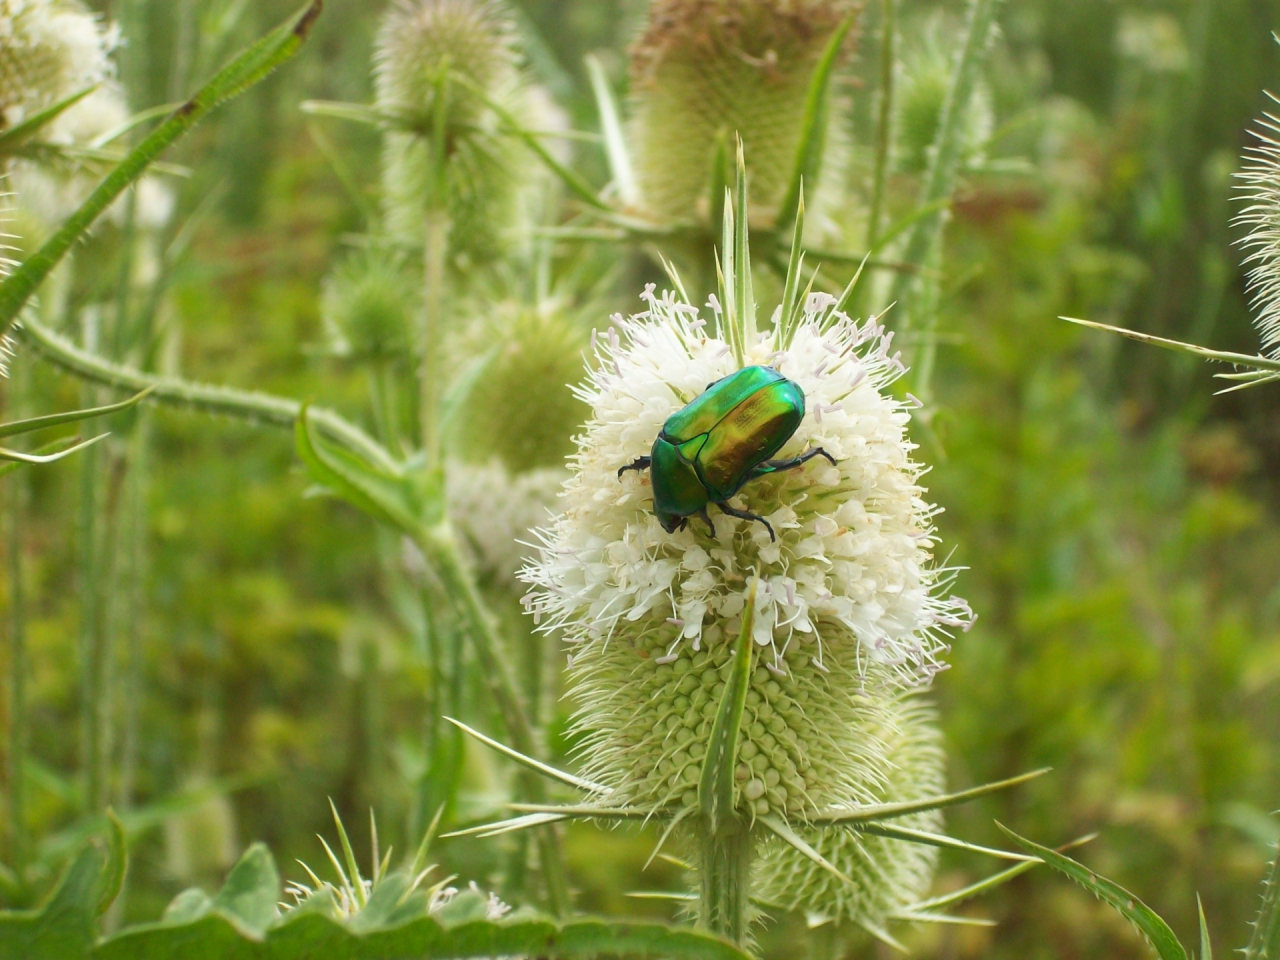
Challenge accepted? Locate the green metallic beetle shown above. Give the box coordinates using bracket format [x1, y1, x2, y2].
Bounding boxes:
[618, 365, 836, 542]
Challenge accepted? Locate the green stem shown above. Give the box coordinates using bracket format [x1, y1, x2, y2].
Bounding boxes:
[418, 523, 570, 916]
[4, 369, 29, 876]
[420, 213, 448, 463]
[697, 818, 752, 946]
[18, 315, 396, 470]
[888, 0, 1002, 348]
[1245, 840, 1280, 960]
[865, 0, 897, 253]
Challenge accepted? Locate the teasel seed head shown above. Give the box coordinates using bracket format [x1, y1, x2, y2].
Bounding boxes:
[375, 0, 544, 265]
[626, 0, 859, 230]
[320, 250, 418, 363]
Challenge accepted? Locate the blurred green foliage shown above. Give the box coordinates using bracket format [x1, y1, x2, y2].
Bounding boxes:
[2, 0, 1280, 957]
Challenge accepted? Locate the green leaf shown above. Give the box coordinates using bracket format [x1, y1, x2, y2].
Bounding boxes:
[1198, 895, 1212, 960]
[210, 844, 280, 939]
[0, 844, 102, 960]
[0, 434, 107, 465]
[857, 823, 1035, 861]
[295, 404, 426, 537]
[586, 54, 637, 208]
[777, 190, 807, 348]
[94, 911, 753, 960]
[813, 767, 1051, 824]
[95, 812, 126, 918]
[733, 141, 756, 351]
[0, 0, 323, 339]
[699, 578, 756, 834]
[0, 86, 98, 155]
[1245, 842, 1280, 960]
[998, 824, 1189, 960]
[0, 388, 153, 439]
[775, 11, 856, 231]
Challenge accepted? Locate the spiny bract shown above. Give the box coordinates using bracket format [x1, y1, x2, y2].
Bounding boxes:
[1235, 112, 1280, 357]
[626, 0, 857, 230]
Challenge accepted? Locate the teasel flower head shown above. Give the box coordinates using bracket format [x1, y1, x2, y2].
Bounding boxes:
[626, 0, 858, 231]
[894, 15, 993, 176]
[446, 307, 586, 587]
[1235, 113, 1280, 357]
[0, 0, 118, 131]
[520, 280, 972, 825]
[375, 0, 546, 265]
[320, 250, 418, 363]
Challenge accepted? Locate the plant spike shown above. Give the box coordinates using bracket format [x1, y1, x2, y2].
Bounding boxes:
[857, 823, 1035, 861]
[0, 0, 325, 340]
[0, 387, 154, 439]
[444, 717, 611, 795]
[1198, 894, 1212, 960]
[778, 188, 807, 348]
[329, 799, 368, 908]
[698, 578, 756, 836]
[759, 815, 851, 886]
[0, 86, 99, 155]
[775, 11, 857, 233]
[707, 129, 731, 240]
[586, 54, 638, 208]
[733, 140, 756, 353]
[812, 767, 1051, 824]
[866, 0, 897, 251]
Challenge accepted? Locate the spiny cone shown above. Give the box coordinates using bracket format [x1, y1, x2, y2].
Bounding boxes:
[894, 17, 992, 176]
[627, 0, 859, 229]
[375, 0, 541, 266]
[320, 251, 418, 362]
[452, 307, 588, 473]
[754, 693, 944, 930]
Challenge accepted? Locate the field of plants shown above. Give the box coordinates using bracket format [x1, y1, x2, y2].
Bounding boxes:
[0, 0, 1278, 958]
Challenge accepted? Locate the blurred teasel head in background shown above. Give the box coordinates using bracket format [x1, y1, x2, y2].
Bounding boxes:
[626, 0, 859, 231]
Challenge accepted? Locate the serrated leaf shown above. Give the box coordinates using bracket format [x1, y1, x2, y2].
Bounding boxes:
[0, 0, 323, 339]
[1245, 842, 1280, 960]
[699, 579, 756, 834]
[998, 824, 1188, 960]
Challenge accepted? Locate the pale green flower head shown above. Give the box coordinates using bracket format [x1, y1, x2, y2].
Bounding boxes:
[452, 307, 588, 473]
[320, 251, 418, 362]
[1236, 118, 1280, 358]
[375, 0, 548, 265]
[626, 0, 857, 230]
[895, 15, 993, 176]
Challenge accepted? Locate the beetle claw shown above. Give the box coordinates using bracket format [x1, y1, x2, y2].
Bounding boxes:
[697, 507, 716, 538]
[618, 456, 653, 480]
[715, 502, 776, 542]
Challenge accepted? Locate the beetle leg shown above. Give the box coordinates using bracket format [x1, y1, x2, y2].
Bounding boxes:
[716, 502, 776, 542]
[617, 456, 652, 479]
[750, 446, 838, 478]
[697, 506, 716, 538]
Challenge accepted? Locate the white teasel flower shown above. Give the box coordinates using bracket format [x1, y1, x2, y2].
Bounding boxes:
[520, 284, 971, 822]
[448, 459, 564, 586]
[0, 0, 119, 130]
[523, 284, 972, 689]
[1236, 113, 1280, 357]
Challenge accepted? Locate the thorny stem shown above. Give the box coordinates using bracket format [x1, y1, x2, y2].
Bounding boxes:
[420, 212, 448, 464]
[865, 0, 897, 253]
[418, 523, 570, 916]
[889, 0, 1003, 361]
[4, 368, 29, 875]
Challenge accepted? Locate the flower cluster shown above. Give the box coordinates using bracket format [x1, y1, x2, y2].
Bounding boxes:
[1237, 114, 1280, 357]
